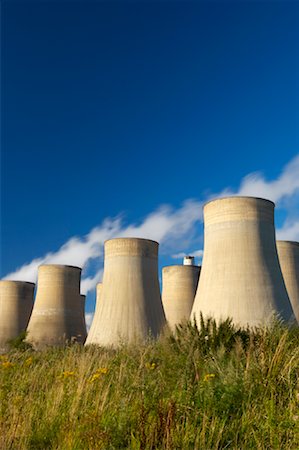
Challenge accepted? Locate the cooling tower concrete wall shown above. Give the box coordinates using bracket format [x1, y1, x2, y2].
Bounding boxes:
[85, 238, 165, 346]
[85, 283, 102, 343]
[277, 241, 299, 323]
[26, 265, 85, 348]
[0, 281, 35, 352]
[191, 197, 293, 327]
[162, 265, 200, 330]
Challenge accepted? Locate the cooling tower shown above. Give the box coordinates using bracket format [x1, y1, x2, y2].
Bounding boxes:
[162, 264, 200, 330]
[26, 265, 85, 348]
[85, 283, 102, 343]
[0, 281, 35, 352]
[85, 238, 165, 346]
[191, 197, 294, 327]
[277, 241, 299, 323]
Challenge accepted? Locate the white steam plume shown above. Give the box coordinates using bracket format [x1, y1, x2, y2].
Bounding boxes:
[4, 153, 299, 293]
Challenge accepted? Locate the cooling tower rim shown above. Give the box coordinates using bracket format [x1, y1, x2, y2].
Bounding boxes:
[0, 280, 35, 287]
[38, 264, 82, 271]
[162, 265, 201, 271]
[277, 240, 299, 247]
[203, 196, 275, 208]
[104, 237, 159, 246]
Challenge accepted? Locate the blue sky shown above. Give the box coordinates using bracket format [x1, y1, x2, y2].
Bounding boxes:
[1, 1, 299, 323]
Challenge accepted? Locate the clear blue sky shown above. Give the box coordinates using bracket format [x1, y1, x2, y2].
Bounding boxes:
[1, 1, 298, 312]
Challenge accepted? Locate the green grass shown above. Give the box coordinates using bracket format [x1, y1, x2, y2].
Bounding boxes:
[0, 318, 299, 449]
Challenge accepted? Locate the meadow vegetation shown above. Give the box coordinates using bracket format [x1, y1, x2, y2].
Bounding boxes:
[0, 318, 299, 449]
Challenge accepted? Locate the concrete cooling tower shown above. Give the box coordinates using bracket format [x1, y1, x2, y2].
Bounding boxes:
[85, 238, 165, 346]
[191, 197, 294, 328]
[26, 265, 86, 348]
[277, 241, 299, 323]
[85, 282, 102, 343]
[162, 262, 200, 330]
[0, 281, 35, 352]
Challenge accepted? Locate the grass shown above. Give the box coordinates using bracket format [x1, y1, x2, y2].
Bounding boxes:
[0, 318, 299, 449]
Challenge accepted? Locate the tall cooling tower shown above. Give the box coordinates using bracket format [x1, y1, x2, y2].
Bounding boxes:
[85, 282, 102, 343]
[26, 265, 85, 348]
[0, 281, 35, 352]
[191, 197, 293, 327]
[162, 263, 200, 330]
[85, 238, 165, 346]
[277, 241, 299, 322]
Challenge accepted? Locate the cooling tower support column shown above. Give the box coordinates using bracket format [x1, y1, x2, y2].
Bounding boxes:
[26, 265, 84, 348]
[191, 197, 293, 327]
[85, 238, 165, 346]
[277, 241, 299, 323]
[0, 281, 35, 353]
[162, 264, 200, 330]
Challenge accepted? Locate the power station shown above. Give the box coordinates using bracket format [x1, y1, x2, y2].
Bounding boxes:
[85, 238, 166, 346]
[277, 241, 299, 323]
[26, 265, 86, 348]
[1, 196, 297, 348]
[162, 257, 200, 330]
[191, 197, 294, 327]
[0, 281, 35, 352]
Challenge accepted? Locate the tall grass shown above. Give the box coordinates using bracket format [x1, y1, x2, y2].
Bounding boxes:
[0, 319, 298, 449]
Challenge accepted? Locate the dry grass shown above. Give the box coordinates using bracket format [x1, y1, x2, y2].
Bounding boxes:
[0, 318, 299, 449]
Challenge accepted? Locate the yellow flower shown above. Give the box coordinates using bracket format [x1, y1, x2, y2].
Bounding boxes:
[24, 357, 33, 366]
[89, 373, 101, 383]
[145, 362, 157, 370]
[95, 367, 108, 374]
[203, 373, 215, 382]
[88, 367, 108, 382]
[2, 361, 15, 369]
[59, 370, 76, 379]
[0, 355, 8, 361]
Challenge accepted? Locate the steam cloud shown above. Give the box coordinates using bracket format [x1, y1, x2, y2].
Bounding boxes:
[4, 154, 299, 295]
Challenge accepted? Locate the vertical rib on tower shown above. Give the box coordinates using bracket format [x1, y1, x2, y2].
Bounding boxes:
[277, 241, 299, 323]
[0, 281, 35, 352]
[26, 265, 84, 348]
[85, 238, 165, 346]
[191, 197, 293, 327]
[162, 264, 200, 330]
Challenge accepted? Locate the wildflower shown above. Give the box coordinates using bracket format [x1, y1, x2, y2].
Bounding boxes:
[88, 367, 108, 382]
[145, 362, 156, 370]
[59, 370, 76, 379]
[2, 361, 15, 369]
[24, 357, 33, 366]
[89, 373, 101, 383]
[203, 373, 215, 382]
[95, 367, 108, 375]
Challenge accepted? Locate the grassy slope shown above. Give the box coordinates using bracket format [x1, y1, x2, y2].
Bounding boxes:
[0, 319, 299, 449]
